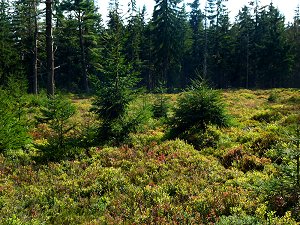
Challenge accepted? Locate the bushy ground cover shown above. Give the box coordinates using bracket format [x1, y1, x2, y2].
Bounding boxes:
[1, 89, 300, 224]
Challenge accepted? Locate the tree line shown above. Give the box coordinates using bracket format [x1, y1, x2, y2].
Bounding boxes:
[1, 0, 300, 94]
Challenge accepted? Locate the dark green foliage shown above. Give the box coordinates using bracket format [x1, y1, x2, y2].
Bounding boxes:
[153, 95, 170, 119]
[0, 1, 24, 85]
[92, 6, 141, 145]
[1, 0, 299, 92]
[252, 110, 282, 123]
[254, 4, 293, 88]
[0, 78, 30, 152]
[152, 84, 170, 119]
[12, 0, 40, 93]
[204, 0, 234, 88]
[103, 97, 153, 144]
[55, 0, 102, 92]
[151, 0, 187, 89]
[37, 94, 76, 159]
[268, 91, 280, 102]
[187, 0, 204, 82]
[92, 75, 148, 144]
[168, 79, 231, 142]
[124, 0, 144, 76]
[92, 83, 137, 144]
[92, 82, 134, 122]
[231, 5, 255, 88]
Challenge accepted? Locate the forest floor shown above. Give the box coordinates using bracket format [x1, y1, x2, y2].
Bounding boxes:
[1, 89, 300, 224]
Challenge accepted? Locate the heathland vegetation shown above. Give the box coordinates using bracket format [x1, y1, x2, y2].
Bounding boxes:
[1, 84, 300, 224]
[1, 0, 300, 224]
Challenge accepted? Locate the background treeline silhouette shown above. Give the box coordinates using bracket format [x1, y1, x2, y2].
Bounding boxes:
[1, 0, 300, 92]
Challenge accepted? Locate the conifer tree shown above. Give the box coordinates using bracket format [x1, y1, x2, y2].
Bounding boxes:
[125, 0, 144, 77]
[287, 4, 300, 87]
[188, 0, 204, 80]
[205, 0, 232, 87]
[12, 0, 40, 94]
[177, 4, 192, 87]
[255, 3, 292, 87]
[232, 5, 255, 88]
[152, 0, 182, 90]
[92, 0, 139, 144]
[57, 0, 101, 92]
[0, 0, 23, 85]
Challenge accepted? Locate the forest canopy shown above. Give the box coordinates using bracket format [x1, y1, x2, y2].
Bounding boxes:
[0, 0, 300, 94]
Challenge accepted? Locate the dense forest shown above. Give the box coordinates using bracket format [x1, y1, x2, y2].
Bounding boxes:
[1, 0, 300, 94]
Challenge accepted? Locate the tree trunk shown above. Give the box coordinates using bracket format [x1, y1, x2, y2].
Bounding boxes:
[46, 0, 54, 96]
[78, 10, 89, 93]
[33, 0, 38, 94]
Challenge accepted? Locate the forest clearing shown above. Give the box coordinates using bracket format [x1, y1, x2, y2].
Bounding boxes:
[2, 0, 300, 223]
[1, 88, 300, 224]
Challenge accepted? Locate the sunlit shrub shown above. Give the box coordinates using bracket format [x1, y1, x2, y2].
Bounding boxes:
[252, 110, 282, 123]
[239, 155, 271, 172]
[283, 114, 300, 126]
[268, 91, 280, 103]
[250, 132, 279, 156]
[36, 94, 77, 160]
[0, 79, 31, 153]
[286, 96, 300, 104]
[152, 85, 170, 119]
[222, 146, 243, 168]
[168, 80, 231, 147]
[217, 214, 261, 225]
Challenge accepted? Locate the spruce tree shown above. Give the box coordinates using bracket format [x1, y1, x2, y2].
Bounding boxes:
[188, 0, 204, 80]
[139, 6, 155, 90]
[232, 5, 255, 88]
[57, 0, 102, 92]
[205, 0, 232, 88]
[177, 4, 192, 88]
[92, 1, 139, 144]
[151, 0, 182, 90]
[287, 4, 300, 87]
[12, 0, 40, 94]
[0, 78, 30, 152]
[125, 0, 144, 78]
[0, 0, 23, 85]
[255, 3, 292, 88]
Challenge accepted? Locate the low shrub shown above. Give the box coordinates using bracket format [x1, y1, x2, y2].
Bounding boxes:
[268, 91, 280, 103]
[283, 114, 300, 126]
[222, 146, 243, 168]
[0, 79, 31, 153]
[238, 155, 271, 172]
[181, 126, 222, 149]
[252, 110, 282, 123]
[36, 94, 77, 160]
[168, 79, 231, 145]
[217, 214, 261, 225]
[287, 96, 300, 104]
[152, 85, 171, 119]
[250, 132, 279, 156]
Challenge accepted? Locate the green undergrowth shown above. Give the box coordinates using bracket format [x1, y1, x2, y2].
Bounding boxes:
[0, 140, 296, 224]
[1, 89, 300, 224]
